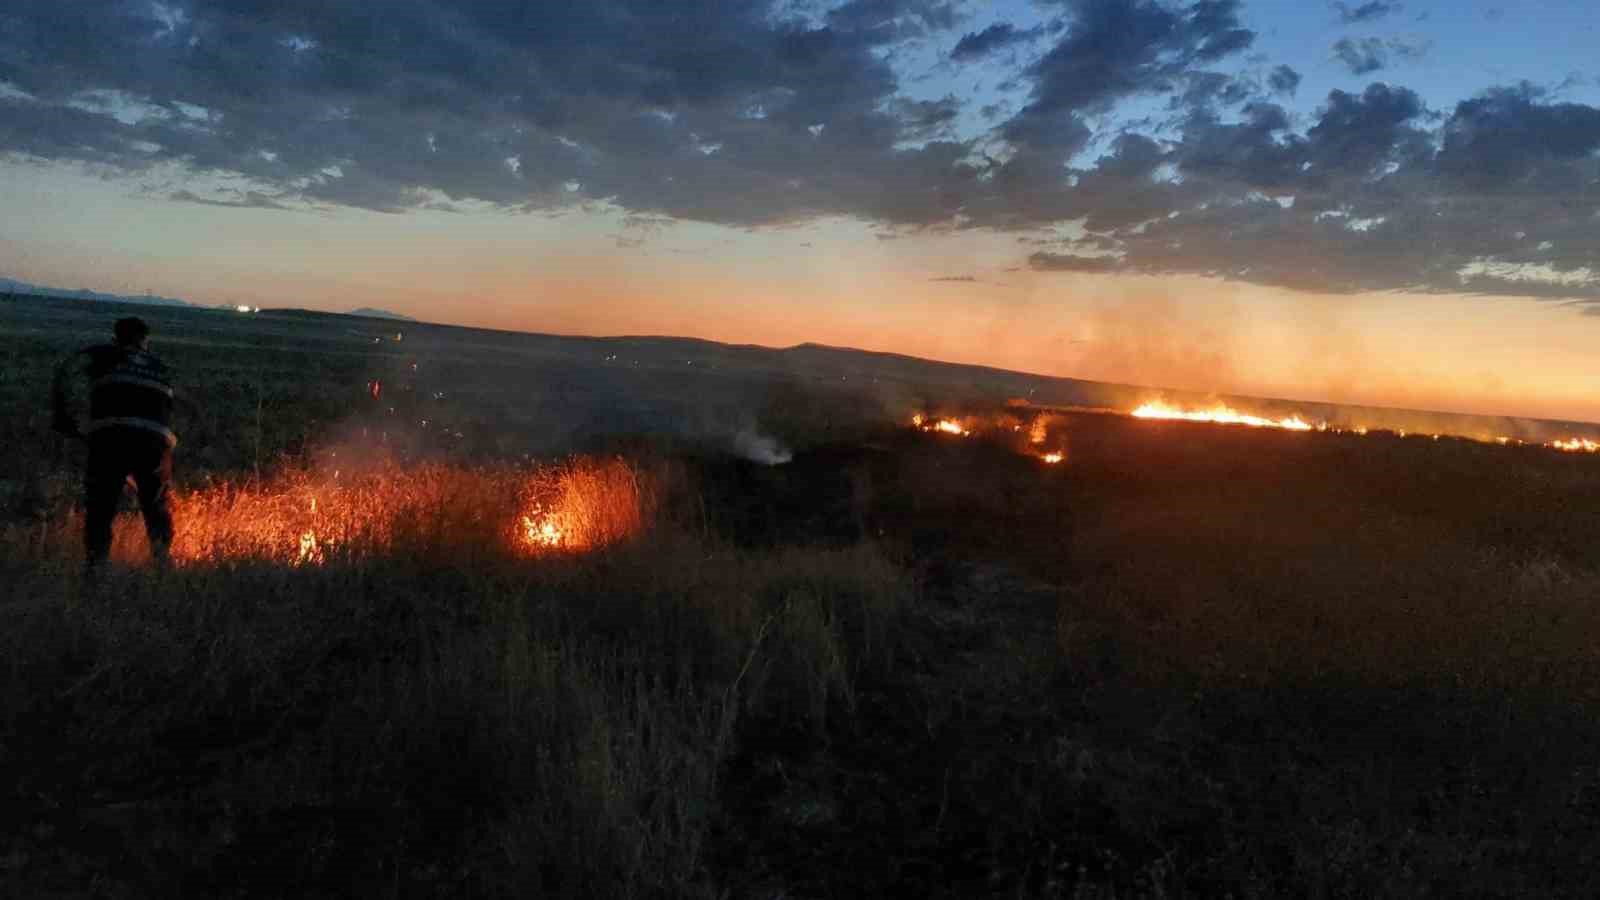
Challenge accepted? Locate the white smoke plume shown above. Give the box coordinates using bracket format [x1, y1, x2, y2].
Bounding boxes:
[732, 429, 793, 466]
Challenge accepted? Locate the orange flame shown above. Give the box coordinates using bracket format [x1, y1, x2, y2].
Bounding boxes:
[1131, 401, 1318, 432]
[911, 414, 970, 436]
[514, 457, 648, 553]
[1130, 403, 1600, 454]
[1549, 437, 1600, 453]
[109, 457, 651, 567]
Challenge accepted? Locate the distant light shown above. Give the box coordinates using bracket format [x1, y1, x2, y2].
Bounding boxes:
[235, 304, 253, 313]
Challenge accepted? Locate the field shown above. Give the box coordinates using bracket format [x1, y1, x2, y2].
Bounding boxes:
[4, 294, 1600, 897]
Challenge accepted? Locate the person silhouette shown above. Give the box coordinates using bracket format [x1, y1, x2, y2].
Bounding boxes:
[51, 316, 193, 572]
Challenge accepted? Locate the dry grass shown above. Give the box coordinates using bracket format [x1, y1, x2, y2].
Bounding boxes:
[0, 451, 910, 897]
[18, 454, 653, 569]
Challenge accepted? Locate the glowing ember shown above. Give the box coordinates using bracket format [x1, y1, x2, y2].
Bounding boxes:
[1132, 401, 1318, 432]
[1041, 452, 1065, 464]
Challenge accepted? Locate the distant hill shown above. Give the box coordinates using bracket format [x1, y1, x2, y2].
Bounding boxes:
[348, 307, 416, 322]
[0, 276, 196, 308]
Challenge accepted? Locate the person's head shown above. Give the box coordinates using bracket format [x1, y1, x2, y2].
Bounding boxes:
[114, 317, 150, 349]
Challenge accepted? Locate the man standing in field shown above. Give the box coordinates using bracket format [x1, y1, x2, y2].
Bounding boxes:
[51, 316, 185, 572]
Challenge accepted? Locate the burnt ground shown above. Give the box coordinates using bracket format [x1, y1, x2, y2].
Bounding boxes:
[680, 428, 1073, 561]
[706, 559, 1083, 898]
[691, 433, 1097, 896]
[690, 425, 1600, 898]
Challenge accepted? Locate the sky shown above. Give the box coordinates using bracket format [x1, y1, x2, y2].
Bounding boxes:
[2, 0, 1599, 422]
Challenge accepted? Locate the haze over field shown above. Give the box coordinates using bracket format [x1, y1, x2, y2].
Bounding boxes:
[3, 1, 1599, 421]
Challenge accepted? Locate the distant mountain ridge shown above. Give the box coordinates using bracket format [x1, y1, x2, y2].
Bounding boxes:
[0, 277, 418, 324]
[0, 276, 196, 308]
[348, 307, 416, 321]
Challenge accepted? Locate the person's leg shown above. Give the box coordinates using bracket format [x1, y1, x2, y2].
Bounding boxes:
[83, 439, 127, 569]
[132, 439, 175, 565]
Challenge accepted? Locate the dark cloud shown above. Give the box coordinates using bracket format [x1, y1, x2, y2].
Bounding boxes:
[169, 189, 292, 210]
[1305, 83, 1429, 177]
[950, 23, 1045, 61]
[1332, 35, 1429, 75]
[1028, 252, 1123, 273]
[1332, 1, 1402, 24]
[1267, 64, 1302, 97]
[1021, 0, 1255, 116]
[890, 95, 962, 141]
[1333, 37, 1388, 75]
[2, 0, 1598, 304]
[996, 0, 1255, 172]
[1176, 71, 1254, 109]
[1437, 84, 1600, 188]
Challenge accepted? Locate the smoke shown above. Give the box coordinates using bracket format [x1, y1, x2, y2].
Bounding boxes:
[732, 428, 793, 466]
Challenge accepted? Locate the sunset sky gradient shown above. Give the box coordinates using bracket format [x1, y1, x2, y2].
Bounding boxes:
[3, 1, 1599, 421]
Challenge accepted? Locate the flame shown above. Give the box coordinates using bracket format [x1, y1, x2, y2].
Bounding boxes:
[106, 457, 651, 567]
[297, 530, 322, 565]
[1128, 403, 1600, 454]
[514, 457, 647, 553]
[1029, 419, 1048, 445]
[1041, 452, 1065, 464]
[1549, 437, 1600, 453]
[1132, 401, 1318, 432]
[912, 414, 970, 436]
[520, 509, 566, 548]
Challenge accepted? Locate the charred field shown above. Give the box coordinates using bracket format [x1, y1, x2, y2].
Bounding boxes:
[4, 294, 1600, 898]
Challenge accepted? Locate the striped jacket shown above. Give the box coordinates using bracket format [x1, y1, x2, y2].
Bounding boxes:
[62, 344, 179, 447]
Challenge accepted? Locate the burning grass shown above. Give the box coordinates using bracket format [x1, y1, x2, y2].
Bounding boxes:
[516, 456, 649, 552]
[910, 410, 1070, 465]
[84, 455, 653, 567]
[1132, 399, 1316, 431]
[1131, 398, 1600, 452]
[911, 413, 969, 436]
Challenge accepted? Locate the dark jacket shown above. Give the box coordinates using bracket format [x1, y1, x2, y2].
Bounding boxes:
[54, 344, 179, 447]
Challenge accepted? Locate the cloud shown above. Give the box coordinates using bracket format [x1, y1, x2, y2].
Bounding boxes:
[169, 189, 292, 210]
[1333, 37, 1388, 74]
[1028, 252, 1123, 273]
[1332, 1, 1402, 24]
[826, 0, 966, 44]
[1017, 0, 1255, 118]
[1332, 36, 1429, 75]
[1267, 64, 1302, 97]
[2, 0, 1598, 306]
[950, 23, 1046, 61]
[930, 275, 978, 282]
[1388, 35, 1431, 62]
[890, 95, 962, 141]
[1437, 84, 1600, 188]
